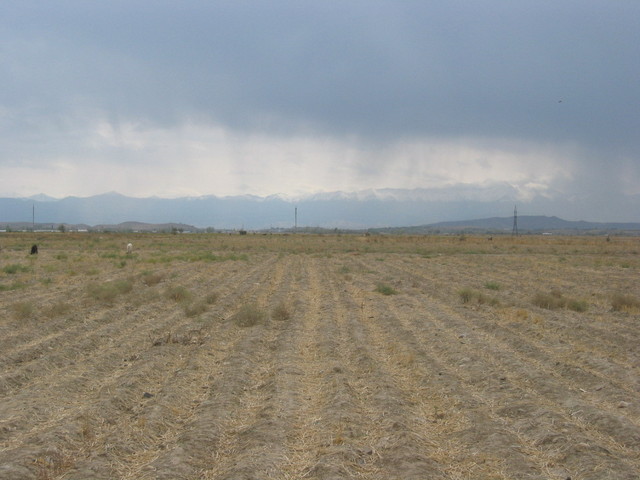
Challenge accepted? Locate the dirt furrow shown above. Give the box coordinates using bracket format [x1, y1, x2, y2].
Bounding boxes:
[0, 255, 278, 479]
[484, 309, 640, 418]
[137, 255, 296, 479]
[350, 286, 544, 478]
[364, 280, 640, 479]
[429, 301, 640, 450]
[307, 256, 449, 479]
[282, 256, 375, 479]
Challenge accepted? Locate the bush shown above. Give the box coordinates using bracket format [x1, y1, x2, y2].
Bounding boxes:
[484, 281, 501, 291]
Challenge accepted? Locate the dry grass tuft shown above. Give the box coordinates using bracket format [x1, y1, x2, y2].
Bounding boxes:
[141, 271, 164, 286]
[205, 292, 219, 304]
[611, 293, 640, 312]
[375, 282, 398, 295]
[152, 328, 206, 346]
[34, 449, 75, 480]
[87, 279, 133, 303]
[532, 290, 588, 312]
[231, 303, 268, 327]
[165, 285, 192, 303]
[184, 300, 208, 317]
[3, 263, 30, 274]
[459, 288, 500, 307]
[44, 301, 72, 319]
[271, 301, 291, 321]
[12, 301, 35, 320]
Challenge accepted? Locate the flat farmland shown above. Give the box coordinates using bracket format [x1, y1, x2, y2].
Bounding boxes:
[1, 233, 639, 480]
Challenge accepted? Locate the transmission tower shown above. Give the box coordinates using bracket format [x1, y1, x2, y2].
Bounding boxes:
[512, 205, 518, 236]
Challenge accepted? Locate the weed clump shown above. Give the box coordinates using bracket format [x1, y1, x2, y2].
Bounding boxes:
[375, 283, 398, 296]
[231, 303, 267, 327]
[12, 301, 35, 320]
[532, 290, 588, 312]
[611, 293, 640, 312]
[566, 299, 588, 312]
[271, 301, 291, 321]
[532, 291, 565, 310]
[205, 292, 219, 304]
[184, 302, 208, 317]
[165, 285, 192, 303]
[142, 271, 164, 286]
[44, 302, 72, 319]
[3, 264, 29, 274]
[459, 288, 500, 307]
[87, 279, 133, 303]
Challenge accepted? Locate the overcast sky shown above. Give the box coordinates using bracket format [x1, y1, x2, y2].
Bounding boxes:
[1, 1, 638, 217]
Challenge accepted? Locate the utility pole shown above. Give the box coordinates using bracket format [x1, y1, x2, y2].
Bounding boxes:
[512, 205, 518, 236]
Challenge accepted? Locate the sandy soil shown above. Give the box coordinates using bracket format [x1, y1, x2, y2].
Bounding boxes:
[0, 233, 638, 479]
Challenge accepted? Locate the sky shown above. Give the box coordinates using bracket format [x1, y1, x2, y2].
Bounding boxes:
[1, 1, 639, 220]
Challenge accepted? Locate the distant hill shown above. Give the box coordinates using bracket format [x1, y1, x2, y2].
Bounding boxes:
[0, 221, 201, 233]
[378, 216, 640, 234]
[1, 188, 639, 230]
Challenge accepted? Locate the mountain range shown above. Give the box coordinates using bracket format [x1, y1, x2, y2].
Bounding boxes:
[0, 187, 639, 232]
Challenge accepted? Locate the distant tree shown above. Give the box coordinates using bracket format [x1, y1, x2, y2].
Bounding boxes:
[58, 224, 66, 233]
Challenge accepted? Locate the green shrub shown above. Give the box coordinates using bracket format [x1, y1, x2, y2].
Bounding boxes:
[0, 281, 27, 291]
[375, 283, 398, 296]
[484, 281, 501, 291]
[3, 264, 29, 274]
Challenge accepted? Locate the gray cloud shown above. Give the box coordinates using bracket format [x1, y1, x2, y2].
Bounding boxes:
[0, 1, 639, 217]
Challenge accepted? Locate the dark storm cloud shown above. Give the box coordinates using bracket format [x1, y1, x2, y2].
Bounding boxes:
[2, 1, 638, 148]
[0, 1, 639, 209]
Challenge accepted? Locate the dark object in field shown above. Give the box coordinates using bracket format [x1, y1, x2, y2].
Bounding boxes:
[30, 244, 38, 255]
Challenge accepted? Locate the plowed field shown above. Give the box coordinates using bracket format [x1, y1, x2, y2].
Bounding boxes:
[1, 233, 639, 479]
